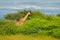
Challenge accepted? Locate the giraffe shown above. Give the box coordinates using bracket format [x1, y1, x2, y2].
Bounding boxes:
[16, 12, 31, 26]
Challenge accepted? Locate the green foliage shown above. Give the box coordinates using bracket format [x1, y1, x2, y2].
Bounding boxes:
[0, 10, 60, 39]
[4, 12, 24, 20]
[4, 10, 45, 20]
[57, 13, 60, 17]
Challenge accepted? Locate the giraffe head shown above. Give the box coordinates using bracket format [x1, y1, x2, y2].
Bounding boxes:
[27, 11, 31, 15]
[27, 12, 30, 15]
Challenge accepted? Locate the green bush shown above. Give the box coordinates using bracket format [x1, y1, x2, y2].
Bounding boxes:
[57, 13, 60, 17]
[0, 10, 60, 39]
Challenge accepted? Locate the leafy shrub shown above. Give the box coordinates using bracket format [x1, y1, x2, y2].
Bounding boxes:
[57, 13, 60, 17]
[51, 28, 60, 38]
[0, 10, 60, 39]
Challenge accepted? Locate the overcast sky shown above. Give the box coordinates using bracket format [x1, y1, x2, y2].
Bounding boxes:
[0, 0, 60, 9]
[0, 0, 60, 18]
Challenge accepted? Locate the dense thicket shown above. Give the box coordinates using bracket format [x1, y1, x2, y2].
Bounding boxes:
[0, 10, 60, 38]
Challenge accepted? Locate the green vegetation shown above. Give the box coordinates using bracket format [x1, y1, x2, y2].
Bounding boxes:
[57, 13, 60, 17]
[0, 10, 60, 39]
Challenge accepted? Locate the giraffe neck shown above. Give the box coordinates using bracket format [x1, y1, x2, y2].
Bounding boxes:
[22, 13, 29, 21]
[16, 13, 30, 26]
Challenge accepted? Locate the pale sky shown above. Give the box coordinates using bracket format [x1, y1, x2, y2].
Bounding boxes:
[0, 0, 60, 9]
[0, 0, 60, 18]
